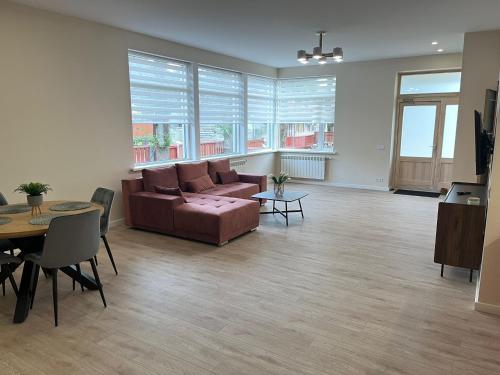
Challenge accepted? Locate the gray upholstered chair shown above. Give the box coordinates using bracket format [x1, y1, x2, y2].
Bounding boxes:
[91, 187, 118, 275]
[26, 210, 106, 326]
[0, 192, 16, 257]
[0, 253, 20, 296]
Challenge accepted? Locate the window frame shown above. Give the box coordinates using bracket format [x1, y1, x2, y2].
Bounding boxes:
[276, 75, 336, 152]
[127, 50, 195, 165]
[127, 50, 338, 170]
[197, 64, 245, 159]
[397, 69, 462, 98]
[246, 74, 276, 153]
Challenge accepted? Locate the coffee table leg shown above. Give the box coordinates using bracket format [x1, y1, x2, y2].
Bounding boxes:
[298, 199, 304, 219]
[273, 200, 276, 214]
[285, 201, 289, 226]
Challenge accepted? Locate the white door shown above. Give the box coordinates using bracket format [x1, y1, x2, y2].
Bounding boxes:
[394, 98, 458, 191]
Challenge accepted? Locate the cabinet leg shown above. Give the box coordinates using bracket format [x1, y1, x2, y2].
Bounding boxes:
[440, 264, 444, 277]
[469, 269, 473, 283]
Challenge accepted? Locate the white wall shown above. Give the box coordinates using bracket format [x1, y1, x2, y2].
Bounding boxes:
[0, 2, 276, 221]
[278, 54, 463, 190]
[453, 30, 500, 183]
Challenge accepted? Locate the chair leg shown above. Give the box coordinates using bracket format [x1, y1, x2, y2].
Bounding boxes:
[52, 269, 58, 327]
[30, 265, 40, 309]
[89, 258, 106, 308]
[102, 235, 118, 275]
[75, 263, 84, 292]
[94, 255, 98, 266]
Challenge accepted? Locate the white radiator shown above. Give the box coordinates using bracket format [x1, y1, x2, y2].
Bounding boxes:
[280, 154, 326, 180]
[230, 158, 247, 172]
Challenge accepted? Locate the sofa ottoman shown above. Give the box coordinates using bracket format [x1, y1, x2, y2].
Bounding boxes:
[175, 194, 260, 245]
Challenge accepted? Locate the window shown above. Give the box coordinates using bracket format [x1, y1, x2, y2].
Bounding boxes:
[400, 71, 461, 95]
[198, 66, 243, 157]
[128, 51, 192, 166]
[247, 76, 275, 152]
[277, 77, 335, 151]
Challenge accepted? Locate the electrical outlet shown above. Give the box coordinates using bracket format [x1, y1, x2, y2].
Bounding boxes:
[376, 178, 384, 182]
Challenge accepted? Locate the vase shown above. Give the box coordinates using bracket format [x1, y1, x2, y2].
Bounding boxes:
[274, 183, 285, 197]
[27, 194, 43, 216]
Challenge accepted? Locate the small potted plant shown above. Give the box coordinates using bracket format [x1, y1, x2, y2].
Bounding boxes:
[270, 172, 290, 196]
[15, 182, 52, 215]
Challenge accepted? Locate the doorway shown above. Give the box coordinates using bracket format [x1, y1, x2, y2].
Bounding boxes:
[393, 71, 460, 192]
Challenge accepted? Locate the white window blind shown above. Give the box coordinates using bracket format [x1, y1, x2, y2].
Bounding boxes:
[248, 75, 275, 126]
[128, 51, 192, 125]
[198, 66, 243, 128]
[277, 76, 336, 124]
[198, 66, 243, 155]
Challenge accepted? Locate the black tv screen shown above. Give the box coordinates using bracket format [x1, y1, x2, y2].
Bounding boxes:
[475, 110, 492, 175]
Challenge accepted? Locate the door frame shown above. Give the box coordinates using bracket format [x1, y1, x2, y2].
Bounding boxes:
[392, 95, 459, 191]
[390, 70, 460, 191]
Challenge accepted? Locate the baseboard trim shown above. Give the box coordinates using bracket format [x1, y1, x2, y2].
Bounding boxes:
[474, 301, 500, 316]
[110, 218, 125, 228]
[289, 179, 390, 192]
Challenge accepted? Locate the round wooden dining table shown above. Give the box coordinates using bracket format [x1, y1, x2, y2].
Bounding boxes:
[0, 200, 103, 323]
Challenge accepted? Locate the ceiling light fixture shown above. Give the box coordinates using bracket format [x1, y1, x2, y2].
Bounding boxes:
[437, 48, 444, 52]
[431, 41, 439, 45]
[297, 31, 344, 65]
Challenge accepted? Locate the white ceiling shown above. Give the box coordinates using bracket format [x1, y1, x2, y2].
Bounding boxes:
[10, 0, 500, 67]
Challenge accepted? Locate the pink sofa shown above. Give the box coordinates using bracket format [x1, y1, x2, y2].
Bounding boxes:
[122, 159, 267, 245]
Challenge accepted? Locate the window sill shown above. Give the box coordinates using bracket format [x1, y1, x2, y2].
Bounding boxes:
[277, 149, 337, 155]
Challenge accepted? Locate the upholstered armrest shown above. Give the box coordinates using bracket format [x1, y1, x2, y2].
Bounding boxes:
[238, 173, 267, 192]
[122, 178, 145, 226]
[129, 192, 184, 232]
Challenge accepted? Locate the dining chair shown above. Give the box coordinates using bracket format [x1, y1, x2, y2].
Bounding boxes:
[0, 192, 16, 257]
[0, 253, 21, 297]
[91, 187, 118, 275]
[26, 210, 106, 326]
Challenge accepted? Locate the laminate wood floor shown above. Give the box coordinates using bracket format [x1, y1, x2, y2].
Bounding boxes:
[1, 184, 499, 375]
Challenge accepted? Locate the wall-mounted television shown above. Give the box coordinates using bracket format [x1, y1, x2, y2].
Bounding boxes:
[483, 89, 497, 133]
[475, 110, 494, 175]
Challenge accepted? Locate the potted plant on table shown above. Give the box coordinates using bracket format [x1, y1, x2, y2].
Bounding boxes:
[14, 182, 52, 216]
[270, 172, 290, 197]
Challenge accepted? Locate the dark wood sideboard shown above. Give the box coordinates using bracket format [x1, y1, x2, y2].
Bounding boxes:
[434, 182, 488, 281]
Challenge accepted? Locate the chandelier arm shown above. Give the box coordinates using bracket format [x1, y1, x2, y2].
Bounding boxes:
[323, 52, 334, 58]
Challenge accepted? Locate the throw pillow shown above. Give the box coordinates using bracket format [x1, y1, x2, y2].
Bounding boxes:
[208, 159, 230, 183]
[154, 186, 187, 203]
[218, 169, 239, 184]
[176, 161, 208, 191]
[186, 175, 216, 193]
[142, 166, 179, 192]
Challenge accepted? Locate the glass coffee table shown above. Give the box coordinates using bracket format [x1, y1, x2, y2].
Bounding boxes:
[252, 191, 308, 226]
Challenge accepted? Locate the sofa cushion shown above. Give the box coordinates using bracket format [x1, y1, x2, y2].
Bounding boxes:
[176, 161, 208, 191]
[186, 175, 216, 193]
[174, 195, 260, 242]
[200, 182, 259, 199]
[154, 186, 187, 203]
[208, 159, 230, 183]
[142, 166, 179, 192]
[218, 169, 239, 184]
